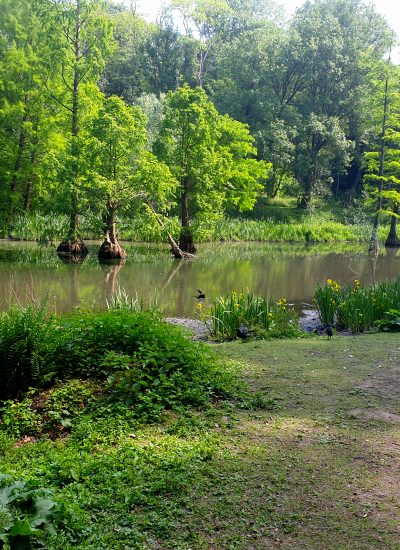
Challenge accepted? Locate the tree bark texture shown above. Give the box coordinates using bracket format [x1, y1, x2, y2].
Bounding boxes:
[179, 181, 197, 253]
[385, 209, 400, 247]
[98, 204, 127, 261]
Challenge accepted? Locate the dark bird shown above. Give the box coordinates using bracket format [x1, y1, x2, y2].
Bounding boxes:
[196, 288, 206, 299]
[326, 324, 333, 339]
[236, 325, 249, 339]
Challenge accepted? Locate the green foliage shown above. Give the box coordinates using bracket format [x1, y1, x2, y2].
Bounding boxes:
[314, 278, 341, 325]
[314, 277, 400, 332]
[86, 94, 176, 235]
[212, 217, 372, 243]
[0, 475, 68, 549]
[0, 301, 235, 419]
[47, 310, 233, 417]
[0, 395, 40, 438]
[41, 380, 100, 431]
[375, 309, 400, 332]
[0, 301, 52, 401]
[9, 214, 68, 243]
[1, 209, 383, 244]
[205, 291, 301, 340]
[155, 85, 266, 246]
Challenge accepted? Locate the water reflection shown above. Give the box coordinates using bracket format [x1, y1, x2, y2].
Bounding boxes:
[0, 241, 399, 316]
[100, 261, 125, 301]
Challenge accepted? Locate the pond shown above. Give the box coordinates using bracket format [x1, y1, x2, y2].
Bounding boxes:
[0, 240, 399, 317]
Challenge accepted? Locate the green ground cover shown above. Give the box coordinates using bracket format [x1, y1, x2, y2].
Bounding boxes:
[1, 333, 399, 549]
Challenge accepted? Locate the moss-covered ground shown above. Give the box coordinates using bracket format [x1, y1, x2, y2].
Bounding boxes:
[1, 333, 400, 548]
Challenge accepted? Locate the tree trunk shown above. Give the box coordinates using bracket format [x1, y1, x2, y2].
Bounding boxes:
[57, 187, 88, 257]
[146, 201, 195, 259]
[179, 182, 196, 253]
[299, 169, 313, 209]
[385, 208, 400, 247]
[8, 104, 28, 225]
[370, 50, 390, 253]
[58, 0, 86, 255]
[23, 149, 37, 212]
[98, 204, 126, 261]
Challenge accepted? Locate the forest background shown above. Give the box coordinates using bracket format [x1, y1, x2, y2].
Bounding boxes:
[1, 0, 400, 257]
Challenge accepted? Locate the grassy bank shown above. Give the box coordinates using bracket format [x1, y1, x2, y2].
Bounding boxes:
[4, 207, 390, 244]
[1, 334, 399, 548]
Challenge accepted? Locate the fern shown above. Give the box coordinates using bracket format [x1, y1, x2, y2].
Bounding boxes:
[0, 300, 51, 400]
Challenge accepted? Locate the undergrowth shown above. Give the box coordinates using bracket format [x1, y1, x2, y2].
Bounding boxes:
[5, 211, 389, 244]
[0, 304, 236, 415]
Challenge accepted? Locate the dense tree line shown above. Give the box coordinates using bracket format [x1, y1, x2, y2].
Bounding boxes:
[0, 0, 399, 255]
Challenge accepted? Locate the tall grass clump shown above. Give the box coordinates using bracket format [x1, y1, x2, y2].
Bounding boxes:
[106, 287, 159, 312]
[314, 277, 400, 333]
[212, 218, 373, 243]
[314, 278, 341, 325]
[9, 213, 69, 242]
[0, 301, 52, 400]
[205, 291, 301, 340]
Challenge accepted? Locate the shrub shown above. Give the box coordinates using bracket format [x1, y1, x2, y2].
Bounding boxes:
[0, 394, 40, 438]
[0, 301, 52, 400]
[45, 310, 233, 416]
[375, 309, 400, 332]
[40, 380, 100, 430]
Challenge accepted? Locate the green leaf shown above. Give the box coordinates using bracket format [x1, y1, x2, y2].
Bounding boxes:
[10, 518, 40, 536]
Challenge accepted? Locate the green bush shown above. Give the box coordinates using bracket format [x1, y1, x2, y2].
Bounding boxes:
[0, 301, 52, 401]
[0, 394, 40, 438]
[0, 305, 234, 418]
[375, 309, 400, 332]
[46, 310, 232, 417]
[40, 380, 100, 430]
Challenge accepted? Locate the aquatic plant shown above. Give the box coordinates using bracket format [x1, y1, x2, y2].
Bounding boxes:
[314, 277, 400, 332]
[314, 278, 341, 325]
[5, 211, 389, 244]
[205, 291, 301, 340]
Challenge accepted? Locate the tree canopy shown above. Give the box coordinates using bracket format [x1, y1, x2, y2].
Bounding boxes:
[0, 0, 398, 254]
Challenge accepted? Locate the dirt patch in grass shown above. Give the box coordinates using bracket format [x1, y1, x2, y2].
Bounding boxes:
[349, 409, 400, 423]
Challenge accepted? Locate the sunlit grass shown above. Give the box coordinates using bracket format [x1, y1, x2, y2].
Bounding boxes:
[5, 212, 390, 244]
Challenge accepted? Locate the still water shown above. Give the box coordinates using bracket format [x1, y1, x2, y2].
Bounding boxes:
[0, 241, 399, 316]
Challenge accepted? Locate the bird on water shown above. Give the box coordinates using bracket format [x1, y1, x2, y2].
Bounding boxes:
[196, 288, 206, 299]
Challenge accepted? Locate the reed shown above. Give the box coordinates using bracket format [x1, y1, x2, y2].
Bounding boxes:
[5, 212, 388, 244]
[314, 277, 400, 332]
[314, 279, 341, 325]
[205, 291, 300, 340]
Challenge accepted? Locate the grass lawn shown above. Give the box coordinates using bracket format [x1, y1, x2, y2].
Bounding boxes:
[1, 333, 400, 548]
